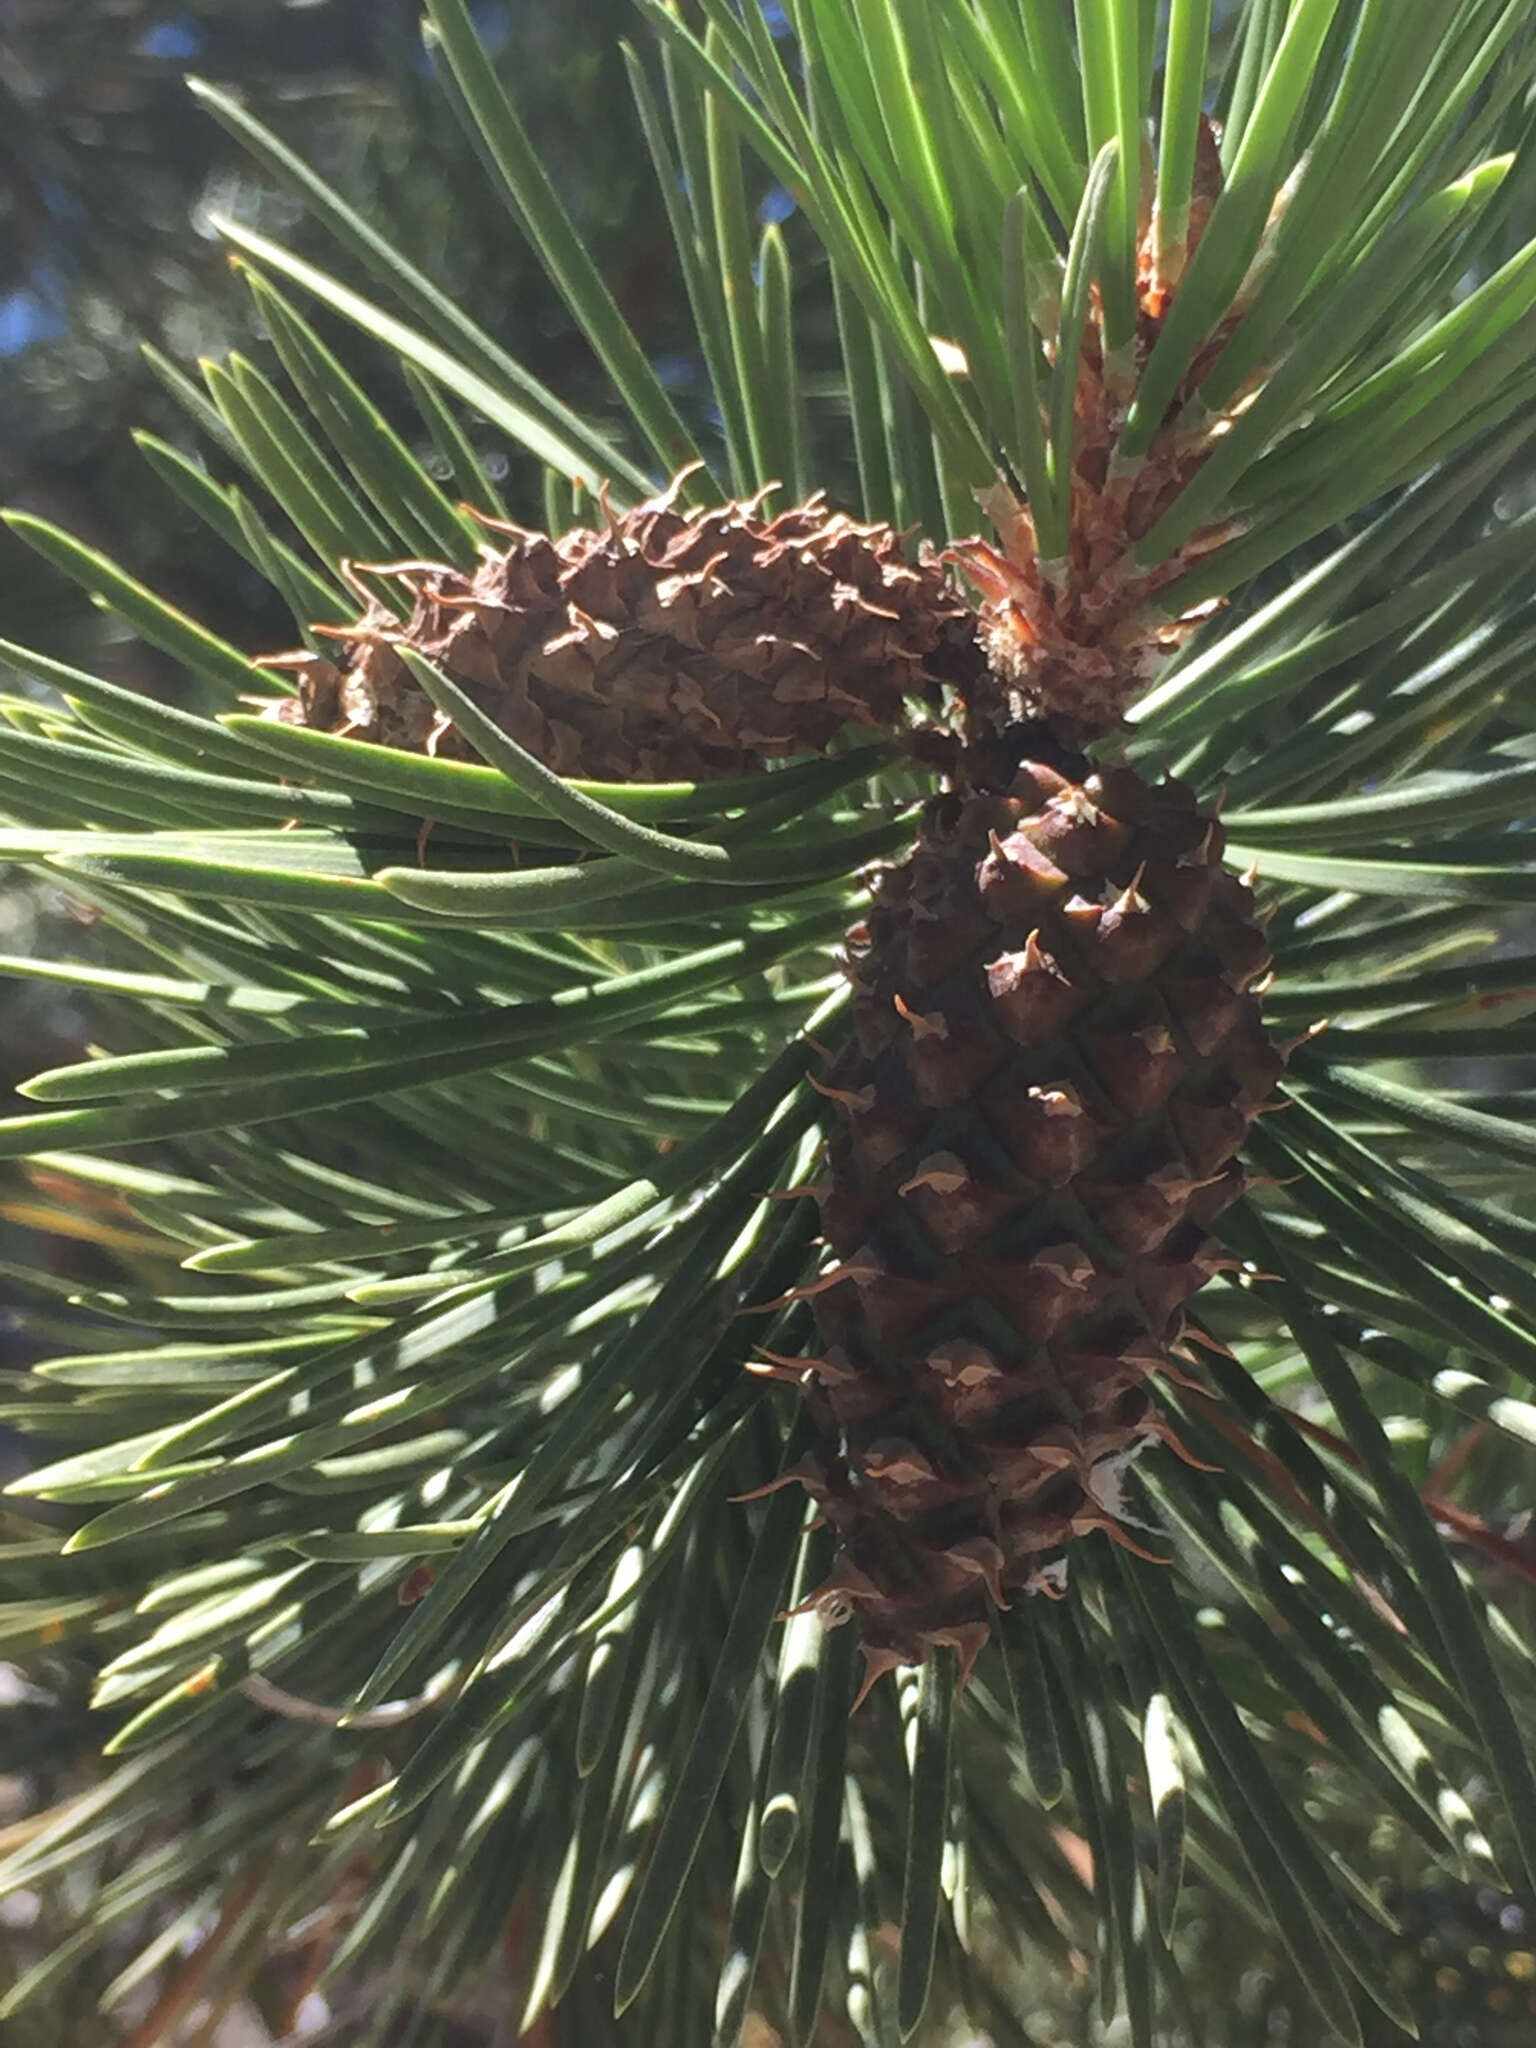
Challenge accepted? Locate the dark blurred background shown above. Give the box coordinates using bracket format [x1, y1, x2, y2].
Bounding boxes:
[0, 0, 691, 670]
[0, 0, 698, 1130]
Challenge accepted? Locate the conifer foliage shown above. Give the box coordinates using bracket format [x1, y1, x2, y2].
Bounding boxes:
[4, 3, 1536, 2043]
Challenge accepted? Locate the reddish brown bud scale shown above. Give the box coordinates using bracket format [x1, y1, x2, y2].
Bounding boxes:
[945, 118, 1252, 747]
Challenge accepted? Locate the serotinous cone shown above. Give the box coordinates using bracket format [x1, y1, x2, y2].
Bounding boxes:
[763, 727, 1282, 1702]
[268, 474, 983, 781]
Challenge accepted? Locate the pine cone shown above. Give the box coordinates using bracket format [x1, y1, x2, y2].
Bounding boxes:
[268, 476, 983, 781]
[774, 729, 1285, 1702]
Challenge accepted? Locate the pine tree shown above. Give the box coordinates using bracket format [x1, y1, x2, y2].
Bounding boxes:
[4, 4, 1536, 2044]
